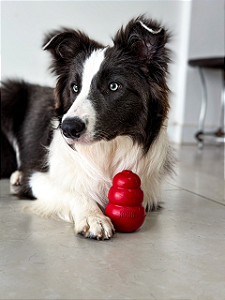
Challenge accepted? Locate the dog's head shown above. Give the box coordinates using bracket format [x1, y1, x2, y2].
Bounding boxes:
[43, 16, 170, 152]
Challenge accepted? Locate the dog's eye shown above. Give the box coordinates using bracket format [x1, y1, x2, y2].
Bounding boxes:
[72, 85, 79, 93]
[109, 83, 119, 91]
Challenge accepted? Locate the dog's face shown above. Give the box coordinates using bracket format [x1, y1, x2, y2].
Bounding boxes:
[43, 16, 170, 152]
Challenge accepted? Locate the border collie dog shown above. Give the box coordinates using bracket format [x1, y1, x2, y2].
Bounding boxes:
[1, 16, 173, 240]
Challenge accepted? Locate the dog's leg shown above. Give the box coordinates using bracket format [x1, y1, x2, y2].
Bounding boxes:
[30, 172, 115, 240]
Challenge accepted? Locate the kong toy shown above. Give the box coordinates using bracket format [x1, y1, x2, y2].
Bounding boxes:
[105, 170, 146, 232]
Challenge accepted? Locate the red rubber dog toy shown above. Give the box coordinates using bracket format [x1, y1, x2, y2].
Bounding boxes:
[105, 170, 146, 232]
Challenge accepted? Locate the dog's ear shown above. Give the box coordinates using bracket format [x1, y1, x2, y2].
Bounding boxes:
[113, 16, 169, 66]
[43, 29, 104, 75]
[43, 29, 90, 61]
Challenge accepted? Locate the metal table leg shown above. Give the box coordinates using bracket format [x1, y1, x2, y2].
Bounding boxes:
[195, 68, 225, 148]
[196, 67, 207, 149]
[219, 70, 225, 135]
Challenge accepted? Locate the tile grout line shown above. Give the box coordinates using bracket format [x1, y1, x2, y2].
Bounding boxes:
[168, 183, 225, 206]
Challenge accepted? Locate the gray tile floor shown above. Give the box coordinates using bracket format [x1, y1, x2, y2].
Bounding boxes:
[0, 145, 224, 300]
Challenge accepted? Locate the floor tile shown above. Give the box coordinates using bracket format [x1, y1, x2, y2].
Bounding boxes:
[1, 179, 224, 299]
[170, 145, 224, 204]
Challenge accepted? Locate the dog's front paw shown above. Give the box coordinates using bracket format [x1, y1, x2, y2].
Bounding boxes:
[75, 212, 115, 240]
[10, 170, 23, 186]
[10, 170, 23, 194]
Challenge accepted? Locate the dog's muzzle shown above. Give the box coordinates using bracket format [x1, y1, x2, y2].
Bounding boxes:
[61, 117, 86, 140]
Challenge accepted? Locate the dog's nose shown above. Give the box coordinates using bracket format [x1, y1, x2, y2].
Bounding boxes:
[61, 117, 86, 139]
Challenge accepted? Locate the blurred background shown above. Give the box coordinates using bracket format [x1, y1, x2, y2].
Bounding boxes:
[1, 0, 224, 145]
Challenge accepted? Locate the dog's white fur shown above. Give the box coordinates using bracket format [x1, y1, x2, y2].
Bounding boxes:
[27, 120, 169, 239]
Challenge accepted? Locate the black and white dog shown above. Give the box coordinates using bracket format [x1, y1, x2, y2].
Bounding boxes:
[1, 16, 173, 240]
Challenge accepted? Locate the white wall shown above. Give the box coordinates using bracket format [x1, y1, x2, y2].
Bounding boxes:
[1, 0, 194, 144]
[166, 0, 192, 143]
[182, 0, 224, 143]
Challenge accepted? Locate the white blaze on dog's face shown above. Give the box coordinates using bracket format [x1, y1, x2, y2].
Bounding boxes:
[61, 49, 106, 144]
[43, 17, 170, 152]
